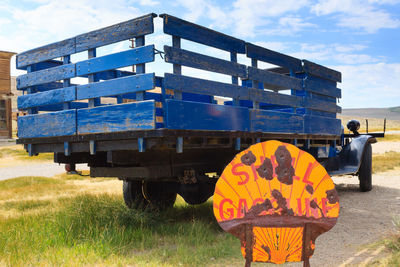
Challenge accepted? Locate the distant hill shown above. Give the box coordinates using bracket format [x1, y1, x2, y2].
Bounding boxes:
[342, 107, 400, 121]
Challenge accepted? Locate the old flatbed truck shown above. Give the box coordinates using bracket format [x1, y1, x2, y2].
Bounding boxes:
[15, 13, 378, 210]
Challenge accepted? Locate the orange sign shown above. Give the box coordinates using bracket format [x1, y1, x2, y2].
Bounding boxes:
[213, 141, 339, 266]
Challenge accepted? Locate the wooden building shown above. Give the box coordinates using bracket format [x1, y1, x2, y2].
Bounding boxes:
[0, 51, 16, 139]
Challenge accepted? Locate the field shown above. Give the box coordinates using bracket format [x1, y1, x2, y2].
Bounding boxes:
[1, 131, 400, 266]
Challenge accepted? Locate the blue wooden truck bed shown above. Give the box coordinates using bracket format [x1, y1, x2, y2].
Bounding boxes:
[15, 13, 369, 207]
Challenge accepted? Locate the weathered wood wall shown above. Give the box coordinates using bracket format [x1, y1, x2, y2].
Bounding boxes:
[0, 51, 16, 138]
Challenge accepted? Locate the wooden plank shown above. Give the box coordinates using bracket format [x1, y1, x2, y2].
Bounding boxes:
[303, 98, 341, 113]
[75, 13, 156, 52]
[246, 43, 302, 72]
[76, 45, 154, 76]
[18, 86, 76, 110]
[248, 87, 302, 107]
[16, 38, 75, 69]
[17, 60, 63, 71]
[250, 109, 304, 133]
[165, 99, 250, 131]
[247, 67, 303, 90]
[164, 46, 247, 78]
[17, 110, 77, 138]
[160, 14, 245, 53]
[16, 14, 155, 68]
[0, 79, 10, 93]
[303, 115, 341, 135]
[164, 73, 245, 99]
[37, 102, 88, 111]
[302, 60, 342, 82]
[164, 73, 301, 108]
[77, 101, 156, 134]
[17, 64, 75, 89]
[304, 78, 341, 98]
[76, 73, 155, 100]
[0, 59, 10, 77]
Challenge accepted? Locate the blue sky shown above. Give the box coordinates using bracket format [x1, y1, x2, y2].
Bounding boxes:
[0, 0, 399, 108]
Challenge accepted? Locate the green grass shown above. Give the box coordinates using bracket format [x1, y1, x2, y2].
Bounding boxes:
[381, 217, 400, 266]
[2, 199, 52, 211]
[372, 151, 400, 173]
[0, 193, 240, 266]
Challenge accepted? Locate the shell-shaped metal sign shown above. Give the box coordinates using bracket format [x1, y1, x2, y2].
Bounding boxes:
[213, 141, 339, 266]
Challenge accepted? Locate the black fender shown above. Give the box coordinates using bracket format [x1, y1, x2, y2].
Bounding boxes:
[328, 135, 376, 176]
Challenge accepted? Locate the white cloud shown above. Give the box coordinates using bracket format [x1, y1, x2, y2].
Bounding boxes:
[139, 0, 159, 6]
[312, 0, 400, 33]
[336, 63, 400, 108]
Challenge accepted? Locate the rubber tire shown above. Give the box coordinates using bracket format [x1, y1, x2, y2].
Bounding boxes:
[122, 180, 148, 210]
[359, 143, 372, 192]
[142, 181, 177, 211]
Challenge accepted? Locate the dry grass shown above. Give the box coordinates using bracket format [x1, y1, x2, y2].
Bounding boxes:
[339, 115, 400, 132]
[372, 151, 400, 174]
[0, 145, 53, 167]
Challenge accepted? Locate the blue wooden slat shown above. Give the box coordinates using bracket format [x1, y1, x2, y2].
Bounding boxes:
[251, 109, 304, 133]
[16, 38, 75, 69]
[248, 87, 302, 107]
[77, 101, 156, 134]
[164, 46, 247, 78]
[18, 110, 76, 138]
[17, 64, 75, 89]
[16, 14, 155, 68]
[302, 60, 342, 83]
[165, 99, 250, 131]
[164, 73, 244, 99]
[18, 86, 76, 110]
[304, 77, 341, 98]
[296, 108, 336, 118]
[303, 98, 341, 113]
[246, 43, 303, 72]
[17, 60, 63, 71]
[160, 14, 245, 53]
[304, 115, 341, 135]
[76, 73, 155, 100]
[37, 102, 88, 111]
[76, 13, 156, 52]
[76, 45, 154, 76]
[247, 67, 303, 90]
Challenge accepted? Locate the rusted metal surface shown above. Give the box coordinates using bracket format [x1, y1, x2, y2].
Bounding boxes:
[213, 140, 339, 266]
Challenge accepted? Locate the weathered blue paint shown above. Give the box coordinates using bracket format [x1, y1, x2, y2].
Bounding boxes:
[164, 46, 247, 78]
[77, 101, 156, 134]
[18, 86, 76, 110]
[16, 38, 75, 69]
[164, 73, 244, 99]
[246, 43, 303, 72]
[18, 110, 77, 138]
[304, 115, 342, 135]
[16, 14, 156, 68]
[247, 66, 303, 90]
[161, 14, 245, 53]
[76, 45, 154, 76]
[165, 99, 250, 131]
[303, 60, 342, 83]
[250, 109, 304, 133]
[76, 13, 156, 52]
[304, 76, 341, 98]
[76, 73, 155, 100]
[37, 102, 88, 111]
[17, 64, 75, 89]
[303, 98, 341, 113]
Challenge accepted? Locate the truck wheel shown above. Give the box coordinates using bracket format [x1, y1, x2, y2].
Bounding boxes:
[122, 180, 147, 210]
[142, 181, 177, 211]
[359, 143, 372, 192]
